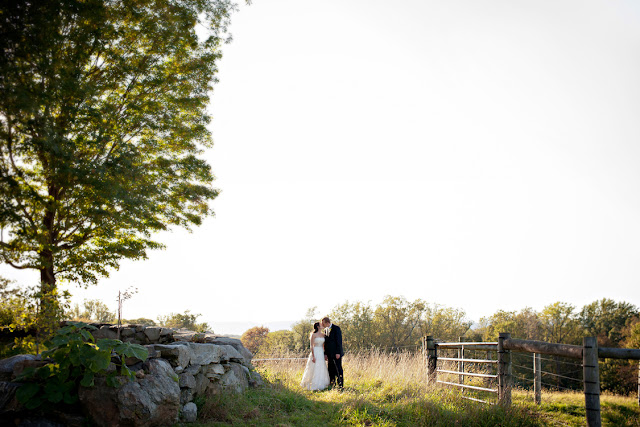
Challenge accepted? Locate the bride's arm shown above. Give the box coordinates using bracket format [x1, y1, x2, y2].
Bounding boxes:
[310, 333, 316, 363]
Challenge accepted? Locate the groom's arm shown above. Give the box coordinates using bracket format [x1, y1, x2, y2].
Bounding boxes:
[335, 326, 344, 357]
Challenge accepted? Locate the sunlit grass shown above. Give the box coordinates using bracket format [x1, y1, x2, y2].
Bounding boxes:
[193, 351, 639, 426]
[513, 388, 640, 427]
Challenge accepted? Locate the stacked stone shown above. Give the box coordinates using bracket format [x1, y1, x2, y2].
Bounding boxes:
[90, 324, 174, 344]
[0, 326, 263, 426]
[149, 341, 258, 406]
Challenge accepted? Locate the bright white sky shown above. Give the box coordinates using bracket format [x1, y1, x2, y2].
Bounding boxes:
[3, 0, 640, 335]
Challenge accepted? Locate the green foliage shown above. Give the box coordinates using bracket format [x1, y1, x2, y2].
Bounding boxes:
[260, 330, 296, 355]
[622, 316, 640, 348]
[16, 322, 148, 409]
[539, 302, 581, 344]
[478, 307, 544, 342]
[373, 296, 429, 349]
[0, 279, 70, 357]
[330, 301, 377, 351]
[291, 307, 320, 352]
[121, 318, 156, 326]
[579, 298, 639, 346]
[574, 299, 639, 395]
[157, 310, 210, 332]
[323, 296, 472, 351]
[0, 0, 236, 303]
[0, 277, 29, 328]
[67, 299, 115, 323]
[289, 297, 473, 354]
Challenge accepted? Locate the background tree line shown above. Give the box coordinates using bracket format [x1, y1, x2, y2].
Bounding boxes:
[242, 295, 640, 395]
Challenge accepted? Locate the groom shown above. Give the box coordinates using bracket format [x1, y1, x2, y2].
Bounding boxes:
[321, 316, 344, 389]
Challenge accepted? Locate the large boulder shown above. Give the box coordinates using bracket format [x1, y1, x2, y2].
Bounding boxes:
[79, 359, 180, 427]
[205, 337, 253, 363]
[144, 327, 162, 342]
[0, 354, 38, 381]
[151, 344, 191, 369]
[0, 381, 21, 415]
[204, 363, 225, 380]
[181, 402, 197, 423]
[179, 372, 196, 389]
[172, 328, 199, 342]
[218, 345, 244, 364]
[194, 373, 209, 395]
[220, 363, 249, 393]
[93, 325, 118, 340]
[187, 343, 222, 365]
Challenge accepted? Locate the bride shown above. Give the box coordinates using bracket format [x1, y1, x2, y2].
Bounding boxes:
[300, 322, 330, 390]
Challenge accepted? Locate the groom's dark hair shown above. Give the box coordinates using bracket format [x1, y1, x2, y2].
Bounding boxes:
[321, 316, 330, 324]
[313, 322, 320, 332]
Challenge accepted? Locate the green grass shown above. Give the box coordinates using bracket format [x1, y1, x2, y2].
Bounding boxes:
[190, 353, 640, 426]
[514, 389, 640, 427]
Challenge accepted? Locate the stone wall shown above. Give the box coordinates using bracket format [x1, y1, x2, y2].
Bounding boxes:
[0, 324, 261, 426]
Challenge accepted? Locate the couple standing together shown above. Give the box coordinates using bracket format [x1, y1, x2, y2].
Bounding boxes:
[300, 316, 344, 391]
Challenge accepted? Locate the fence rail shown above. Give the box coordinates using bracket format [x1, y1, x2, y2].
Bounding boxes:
[252, 357, 307, 362]
[437, 369, 497, 379]
[436, 380, 497, 394]
[435, 342, 497, 351]
[437, 356, 497, 364]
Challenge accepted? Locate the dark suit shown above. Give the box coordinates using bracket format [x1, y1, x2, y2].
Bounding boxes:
[324, 324, 344, 388]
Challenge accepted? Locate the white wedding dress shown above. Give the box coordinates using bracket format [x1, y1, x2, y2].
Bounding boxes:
[300, 337, 330, 390]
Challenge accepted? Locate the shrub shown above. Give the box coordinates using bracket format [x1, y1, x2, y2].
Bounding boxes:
[16, 322, 148, 409]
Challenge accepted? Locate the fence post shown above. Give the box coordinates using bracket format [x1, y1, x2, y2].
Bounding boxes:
[422, 336, 427, 365]
[583, 336, 601, 427]
[637, 361, 639, 407]
[459, 336, 465, 385]
[533, 353, 541, 404]
[426, 335, 437, 385]
[498, 332, 512, 406]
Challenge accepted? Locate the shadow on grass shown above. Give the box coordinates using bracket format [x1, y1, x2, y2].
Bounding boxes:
[601, 401, 640, 427]
[513, 389, 640, 427]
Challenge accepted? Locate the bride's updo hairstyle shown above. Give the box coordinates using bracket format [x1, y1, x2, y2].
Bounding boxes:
[313, 322, 320, 333]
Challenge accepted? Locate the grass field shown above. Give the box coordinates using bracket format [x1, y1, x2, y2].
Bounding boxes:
[192, 351, 640, 426]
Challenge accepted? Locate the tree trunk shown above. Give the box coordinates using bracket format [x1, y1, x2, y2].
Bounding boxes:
[37, 202, 59, 341]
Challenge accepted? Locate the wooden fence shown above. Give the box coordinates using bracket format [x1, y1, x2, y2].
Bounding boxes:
[423, 333, 640, 427]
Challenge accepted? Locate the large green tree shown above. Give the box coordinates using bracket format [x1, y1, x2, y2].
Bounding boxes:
[539, 302, 580, 344]
[478, 308, 542, 342]
[0, 1, 236, 304]
[578, 298, 638, 346]
[329, 300, 376, 351]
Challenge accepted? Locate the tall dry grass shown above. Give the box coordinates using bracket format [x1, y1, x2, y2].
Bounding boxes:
[255, 349, 429, 390]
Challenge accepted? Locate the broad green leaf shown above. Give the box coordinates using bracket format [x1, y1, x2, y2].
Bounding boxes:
[24, 396, 44, 410]
[80, 371, 94, 387]
[115, 342, 149, 361]
[16, 383, 40, 403]
[106, 373, 119, 388]
[97, 338, 122, 350]
[120, 365, 133, 379]
[80, 329, 94, 342]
